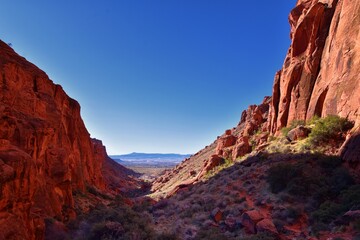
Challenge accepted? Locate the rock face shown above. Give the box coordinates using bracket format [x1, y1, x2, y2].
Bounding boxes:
[151, 97, 271, 199]
[0, 41, 136, 240]
[269, 0, 360, 133]
[341, 129, 360, 169]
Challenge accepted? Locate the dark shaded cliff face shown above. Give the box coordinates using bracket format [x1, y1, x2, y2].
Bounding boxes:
[269, 0, 360, 133]
[0, 41, 136, 240]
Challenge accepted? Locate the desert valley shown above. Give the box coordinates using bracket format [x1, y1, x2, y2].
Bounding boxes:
[1, 0, 360, 239]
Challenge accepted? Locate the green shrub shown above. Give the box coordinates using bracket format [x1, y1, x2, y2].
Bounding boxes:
[85, 205, 155, 240]
[267, 163, 301, 193]
[317, 155, 342, 170]
[309, 185, 360, 233]
[311, 201, 344, 224]
[308, 115, 353, 145]
[311, 222, 329, 236]
[307, 115, 321, 125]
[328, 168, 354, 194]
[340, 185, 360, 210]
[285, 207, 301, 220]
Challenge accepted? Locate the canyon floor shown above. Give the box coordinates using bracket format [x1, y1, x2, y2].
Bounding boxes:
[45, 116, 360, 240]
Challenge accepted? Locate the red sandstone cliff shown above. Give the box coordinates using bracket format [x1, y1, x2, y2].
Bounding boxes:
[269, 0, 360, 133]
[0, 41, 138, 240]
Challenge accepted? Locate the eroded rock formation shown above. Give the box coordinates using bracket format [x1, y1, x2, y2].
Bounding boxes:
[0, 41, 137, 240]
[269, 0, 360, 133]
[151, 97, 271, 198]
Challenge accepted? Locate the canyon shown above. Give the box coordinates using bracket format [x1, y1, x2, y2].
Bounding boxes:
[0, 0, 359, 239]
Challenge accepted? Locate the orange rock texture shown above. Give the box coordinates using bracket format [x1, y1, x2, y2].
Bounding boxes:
[0, 41, 133, 240]
[269, 0, 360, 133]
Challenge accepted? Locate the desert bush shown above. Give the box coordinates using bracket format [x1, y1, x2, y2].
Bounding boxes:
[234, 196, 246, 204]
[311, 201, 343, 224]
[191, 203, 202, 213]
[88, 221, 124, 240]
[86, 185, 113, 200]
[155, 232, 179, 240]
[340, 185, 360, 210]
[133, 198, 153, 212]
[153, 199, 169, 210]
[309, 185, 360, 233]
[285, 206, 301, 221]
[311, 222, 329, 236]
[194, 226, 228, 240]
[266, 163, 301, 193]
[84, 204, 155, 240]
[317, 155, 342, 170]
[328, 167, 354, 194]
[239, 232, 277, 240]
[308, 115, 353, 145]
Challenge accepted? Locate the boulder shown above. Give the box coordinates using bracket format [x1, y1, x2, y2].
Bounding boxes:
[216, 134, 237, 155]
[256, 218, 278, 235]
[232, 137, 252, 160]
[205, 155, 225, 172]
[341, 130, 360, 169]
[240, 210, 264, 234]
[287, 125, 310, 141]
[211, 208, 223, 223]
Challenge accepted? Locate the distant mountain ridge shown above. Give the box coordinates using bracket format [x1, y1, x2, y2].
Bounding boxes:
[111, 152, 191, 160]
[110, 152, 192, 167]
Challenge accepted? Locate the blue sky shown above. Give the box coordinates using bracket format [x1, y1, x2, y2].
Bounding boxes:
[0, 1, 295, 154]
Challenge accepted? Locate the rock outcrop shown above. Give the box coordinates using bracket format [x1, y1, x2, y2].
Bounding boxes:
[151, 97, 271, 199]
[0, 41, 138, 240]
[269, 0, 360, 133]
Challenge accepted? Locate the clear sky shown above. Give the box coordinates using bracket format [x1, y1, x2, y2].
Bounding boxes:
[0, 1, 295, 154]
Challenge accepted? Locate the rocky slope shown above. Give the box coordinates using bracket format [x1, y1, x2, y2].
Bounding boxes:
[151, 151, 360, 239]
[151, 97, 271, 199]
[149, 2, 360, 238]
[152, 0, 360, 200]
[0, 41, 140, 240]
